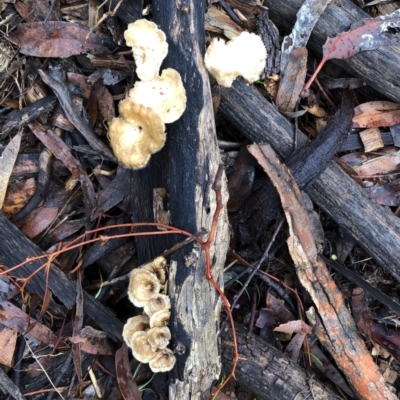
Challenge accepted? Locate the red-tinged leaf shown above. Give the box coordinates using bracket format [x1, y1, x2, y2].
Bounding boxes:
[353, 101, 400, 128]
[353, 151, 400, 176]
[116, 343, 142, 400]
[21, 206, 58, 238]
[6, 22, 110, 58]
[69, 327, 115, 356]
[364, 179, 400, 206]
[255, 308, 274, 329]
[92, 85, 115, 123]
[274, 320, 311, 335]
[0, 132, 21, 208]
[67, 73, 92, 99]
[283, 333, 305, 361]
[371, 323, 400, 364]
[266, 293, 295, 324]
[351, 287, 373, 339]
[302, 10, 400, 96]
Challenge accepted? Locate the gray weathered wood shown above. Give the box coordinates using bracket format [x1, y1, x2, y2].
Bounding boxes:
[264, 0, 400, 104]
[219, 79, 400, 281]
[127, 1, 230, 398]
[221, 323, 335, 400]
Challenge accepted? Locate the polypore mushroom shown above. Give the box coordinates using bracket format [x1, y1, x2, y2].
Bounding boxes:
[128, 268, 161, 307]
[150, 309, 170, 328]
[204, 31, 267, 88]
[108, 100, 165, 169]
[124, 19, 168, 81]
[129, 68, 187, 124]
[142, 257, 167, 284]
[147, 326, 171, 349]
[130, 331, 159, 363]
[149, 348, 176, 372]
[122, 315, 150, 347]
[143, 294, 171, 317]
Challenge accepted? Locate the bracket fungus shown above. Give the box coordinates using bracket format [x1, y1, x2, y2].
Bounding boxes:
[129, 68, 187, 124]
[109, 19, 187, 170]
[150, 309, 170, 328]
[143, 293, 171, 317]
[124, 19, 168, 82]
[108, 101, 165, 169]
[128, 268, 161, 307]
[123, 257, 175, 372]
[204, 31, 267, 87]
[130, 331, 159, 363]
[147, 326, 171, 349]
[149, 349, 177, 373]
[123, 315, 150, 346]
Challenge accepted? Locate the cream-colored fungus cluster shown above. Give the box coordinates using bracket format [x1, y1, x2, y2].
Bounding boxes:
[123, 257, 176, 372]
[204, 31, 267, 88]
[108, 19, 187, 169]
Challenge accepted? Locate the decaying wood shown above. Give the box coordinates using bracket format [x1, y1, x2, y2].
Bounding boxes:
[220, 323, 335, 400]
[0, 211, 124, 342]
[219, 79, 400, 281]
[264, 0, 400, 104]
[125, 1, 230, 398]
[248, 142, 396, 400]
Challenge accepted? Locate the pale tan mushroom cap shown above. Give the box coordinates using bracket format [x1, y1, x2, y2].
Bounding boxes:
[204, 31, 267, 88]
[152, 256, 167, 270]
[147, 326, 171, 349]
[128, 268, 161, 307]
[129, 68, 187, 124]
[124, 19, 168, 81]
[142, 263, 166, 284]
[150, 309, 171, 328]
[143, 293, 171, 317]
[108, 101, 165, 169]
[130, 331, 159, 363]
[123, 315, 150, 347]
[149, 348, 176, 372]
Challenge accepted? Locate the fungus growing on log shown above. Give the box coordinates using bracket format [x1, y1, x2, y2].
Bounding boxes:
[124, 19, 168, 81]
[149, 348, 177, 373]
[130, 331, 159, 363]
[128, 267, 161, 306]
[129, 68, 187, 124]
[147, 326, 171, 349]
[108, 101, 165, 169]
[122, 315, 150, 346]
[150, 309, 171, 328]
[204, 31, 267, 87]
[143, 293, 171, 317]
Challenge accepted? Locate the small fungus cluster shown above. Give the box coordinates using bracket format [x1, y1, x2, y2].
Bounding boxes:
[108, 19, 187, 169]
[123, 256, 176, 373]
[204, 31, 267, 88]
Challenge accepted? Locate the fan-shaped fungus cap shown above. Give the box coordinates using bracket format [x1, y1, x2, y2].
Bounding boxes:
[204, 31, 267, 88]
[108, 100, 165, 169]
[124, 19, 168, 81]
[128, 268, 161, 307]
[130, 331, 159, 363]
[147, 326, 171, 349]
[152, 256, 167, 269]
[149, 348, 176, 373]
[143, 294, 171, 317]
[122, 315, 150, 347]
[143, 263, 166, 284]
[150, 309, 170, 328]
[129, 68, 187, 124]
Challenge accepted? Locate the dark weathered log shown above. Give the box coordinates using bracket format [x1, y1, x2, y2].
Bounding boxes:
[219, 79, 400, 280]
[124, 1, 230, 398]
[221, 323, 335, 400]
[264, 0, 400, 104]
[0, 211, 123, 341]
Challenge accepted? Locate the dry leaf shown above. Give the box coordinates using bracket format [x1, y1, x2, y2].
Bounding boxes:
[283, 333, 306, 361]
[7, 22, 110, 58]
[353, 151, 400, 176]
[274, 320, 312, 335]
[0, 132, 21, 208]
[353, 101, 400, 128]
[0, 327, 18, 368]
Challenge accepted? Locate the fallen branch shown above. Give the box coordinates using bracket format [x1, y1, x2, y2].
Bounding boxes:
[219, 79, 400, 280]
[248, 142, 396, 400]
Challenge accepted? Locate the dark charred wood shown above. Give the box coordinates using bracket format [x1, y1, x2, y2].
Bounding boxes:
[220, 323, 336, 400]
[230, 91, 353, 249]
[126, 0, 230, 397]
[1, 95, 57, 139]
[0, 211, 123, 341]
[220, 78, 400, 280]
[264, 0, 400, 104]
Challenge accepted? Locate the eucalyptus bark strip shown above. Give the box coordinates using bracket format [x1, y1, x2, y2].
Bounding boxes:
[248, 143, 396, 400]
